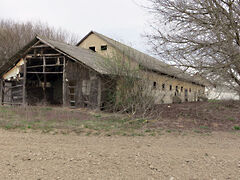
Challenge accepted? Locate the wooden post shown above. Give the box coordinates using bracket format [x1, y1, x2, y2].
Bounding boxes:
[23, 58, 27, 106]
[62, 56, 67, 106]
[97, 77, 102, 110]
[0, 79, 3, 106]
[43, 56, 47, 104]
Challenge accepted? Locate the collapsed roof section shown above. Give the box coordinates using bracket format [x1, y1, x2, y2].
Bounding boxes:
[0, 36, 110, 77]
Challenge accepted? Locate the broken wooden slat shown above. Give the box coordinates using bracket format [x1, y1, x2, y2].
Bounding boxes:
[27, 64, 63, 69]
[26, 53, 62, 57]
[7, 85, 23, 89]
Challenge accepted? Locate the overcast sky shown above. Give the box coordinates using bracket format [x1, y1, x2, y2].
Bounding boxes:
[0, 0, 152, 53]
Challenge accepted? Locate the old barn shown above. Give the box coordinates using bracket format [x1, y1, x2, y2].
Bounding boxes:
[0, 31, 206, 109]
[0, 36, 112, 108]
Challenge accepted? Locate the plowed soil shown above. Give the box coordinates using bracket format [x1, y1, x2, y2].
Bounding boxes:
[0, 129, 240, 180]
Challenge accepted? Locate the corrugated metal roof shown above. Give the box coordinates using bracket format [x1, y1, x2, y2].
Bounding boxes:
[77, 31, 205, 86]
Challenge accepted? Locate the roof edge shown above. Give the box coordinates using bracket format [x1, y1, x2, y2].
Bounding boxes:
[76, 31, 94, 46]
[0, 36, 40, 77]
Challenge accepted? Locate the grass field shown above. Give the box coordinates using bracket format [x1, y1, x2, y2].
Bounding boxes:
[0, 100, 239, 136]
[0, 106, 153, 136]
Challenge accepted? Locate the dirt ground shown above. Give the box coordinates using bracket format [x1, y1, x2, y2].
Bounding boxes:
[0, 130, 240, 180]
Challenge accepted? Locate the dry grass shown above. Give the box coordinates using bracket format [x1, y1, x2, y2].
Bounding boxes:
[0, 100, 239, 136]
[0, 106, 150, 136]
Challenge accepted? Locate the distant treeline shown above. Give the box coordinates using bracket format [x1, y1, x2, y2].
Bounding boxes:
[0, 19, 79, 67]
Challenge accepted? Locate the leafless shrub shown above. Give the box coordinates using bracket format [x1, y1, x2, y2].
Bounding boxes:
[98, 51, 162, 118]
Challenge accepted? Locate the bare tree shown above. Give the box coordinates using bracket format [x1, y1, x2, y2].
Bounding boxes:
[145, 0, 240, 95]
[0, 19, 79, 67]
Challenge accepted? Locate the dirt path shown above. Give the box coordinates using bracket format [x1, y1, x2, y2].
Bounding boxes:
[0, 130, 240, 180]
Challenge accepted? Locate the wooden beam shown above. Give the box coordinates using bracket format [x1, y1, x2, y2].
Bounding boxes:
[27, 64, 63, 69]
[27, 72, 63, 74]
[22, 58, 27, 106]
[43, 56, 47, 104]
[26, 53, 62, 58]
[6, 85, 23, 89]
[32, 44, 50, 48]
[3, 102, 22, 105]
[11, 89, 23, 95]
[62, 56, 67, 106]
[26, 56, 64, 59]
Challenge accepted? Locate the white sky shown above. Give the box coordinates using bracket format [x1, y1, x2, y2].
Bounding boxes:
[0, 0, 152, 53]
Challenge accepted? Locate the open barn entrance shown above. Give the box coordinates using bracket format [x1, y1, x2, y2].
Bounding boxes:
[1, 39, 66, 106]
[26, 73, 63, 105]
[25, 46, 65, 105]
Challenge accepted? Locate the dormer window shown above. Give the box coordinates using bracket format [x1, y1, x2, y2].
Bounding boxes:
[153, 81, 157, 89]
[101, 45, 107, 51]
[89, 46, 96, 52]
[162, 83, 165, 90]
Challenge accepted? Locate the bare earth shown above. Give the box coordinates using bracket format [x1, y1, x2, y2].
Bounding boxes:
[0, 130, 240, 180]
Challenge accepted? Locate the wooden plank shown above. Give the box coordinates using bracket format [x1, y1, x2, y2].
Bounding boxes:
[7, 85, 23, 89]
[62, 56, 67, 106]
[32, 44, 50, 48]
[12, 96, 23, 100]
[3, 102, 23, 105]
[12, 89, 23, 95]
[26, 56, 64, 59]
[27, 72, 63, 74]
[27, 64, 63, 69]
[26, 53, 61, 57]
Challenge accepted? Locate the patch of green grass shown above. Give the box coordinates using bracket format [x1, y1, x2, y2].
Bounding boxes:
[194, 129, 202, 133]
[227, 117, 235, 121]
[145, 129, 152, 133]
[122, 132, 127, 136]
[40, 107, 53, 111]
[130, 132, 144, 136]
[4, 124, 14, 130]
[208, 99, 220, 103]
[233, 126, 240, 130]
[0, 107, 10, 113]
[149, 132, 156, 136]
[94, 114, 101, 118]
[199, 126, 209, 129]
[85, 131, 92, 136]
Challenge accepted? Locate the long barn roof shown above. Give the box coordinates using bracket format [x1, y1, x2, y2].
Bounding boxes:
[1, 33, 206, 86]
[77, 31, 205, 86]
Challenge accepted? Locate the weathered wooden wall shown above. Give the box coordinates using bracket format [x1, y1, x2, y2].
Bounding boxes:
[65, 60, 102, 108]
